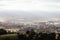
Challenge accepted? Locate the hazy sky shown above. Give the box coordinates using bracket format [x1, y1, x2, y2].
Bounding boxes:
[0, 0, 60, 19]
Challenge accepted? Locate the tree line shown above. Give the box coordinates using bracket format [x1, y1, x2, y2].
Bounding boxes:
[0, 29, 60, 40]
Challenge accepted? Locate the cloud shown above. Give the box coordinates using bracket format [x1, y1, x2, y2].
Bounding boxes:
[38, 0, 60, 2]
[16, 0, 60, 12]
[0, 0, 60, 12]
[0, 0, 15, 1]
[0, 0, 16, 10]
[0, 0, 60, 20]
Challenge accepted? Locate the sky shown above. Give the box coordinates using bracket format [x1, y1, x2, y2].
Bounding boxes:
[0, 0, 60, 20]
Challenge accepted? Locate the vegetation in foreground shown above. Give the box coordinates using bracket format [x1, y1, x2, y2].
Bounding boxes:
[0, 34, 18, 40]
[0, 29, 60, 40]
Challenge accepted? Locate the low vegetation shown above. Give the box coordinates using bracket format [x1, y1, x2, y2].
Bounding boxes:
[0, 29, 60, 40]
[0, 34, 18, 40]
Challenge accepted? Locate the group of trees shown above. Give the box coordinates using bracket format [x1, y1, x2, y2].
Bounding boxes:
[0, 29, 7, 35]
[1, 29, 60, 40]
[0, 29, 16, 35]
[17, 29, 56, 40]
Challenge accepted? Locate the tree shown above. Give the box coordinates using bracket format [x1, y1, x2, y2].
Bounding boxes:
[0, 29, 7, 35]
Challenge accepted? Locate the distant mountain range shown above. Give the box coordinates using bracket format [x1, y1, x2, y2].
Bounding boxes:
[0, 10, 60, 19]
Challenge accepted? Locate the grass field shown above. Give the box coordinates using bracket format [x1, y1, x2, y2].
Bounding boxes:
[0, 34, 17, 37]
[0, 34, 18, 40]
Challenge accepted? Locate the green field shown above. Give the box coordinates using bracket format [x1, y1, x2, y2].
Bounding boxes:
[0, 34, 18, 40]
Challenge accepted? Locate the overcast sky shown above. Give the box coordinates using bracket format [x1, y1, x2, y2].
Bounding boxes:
[0, 0, 60, 19]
